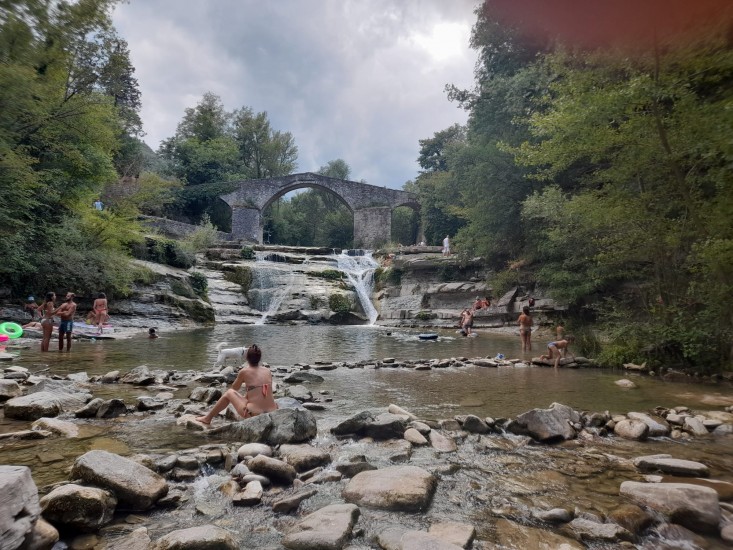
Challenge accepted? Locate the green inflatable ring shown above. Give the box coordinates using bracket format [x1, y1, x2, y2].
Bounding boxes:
[0, 322, 23, 339]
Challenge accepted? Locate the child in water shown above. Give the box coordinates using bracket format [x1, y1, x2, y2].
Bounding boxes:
[540, 335, 576, 368]
[148, 328, 159, 339]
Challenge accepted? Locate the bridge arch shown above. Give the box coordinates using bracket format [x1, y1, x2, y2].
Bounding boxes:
[220, 173, 419, 248]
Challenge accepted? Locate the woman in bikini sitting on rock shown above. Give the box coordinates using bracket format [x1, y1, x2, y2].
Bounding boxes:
[195, 344, 278, 426]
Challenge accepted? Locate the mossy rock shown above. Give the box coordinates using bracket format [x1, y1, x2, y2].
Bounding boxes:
[223, 265, 253, 293]
[328, 293, 351, 314]
[162, 293, 215, 323]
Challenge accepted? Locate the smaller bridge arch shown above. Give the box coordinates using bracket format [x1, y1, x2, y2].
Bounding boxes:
[220, 173, 419, 248]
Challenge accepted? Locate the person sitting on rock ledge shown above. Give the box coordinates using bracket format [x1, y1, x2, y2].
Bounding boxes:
[195, 344, 278, 425]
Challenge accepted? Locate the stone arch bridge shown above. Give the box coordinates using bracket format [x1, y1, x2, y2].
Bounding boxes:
[220, 172, 419, 248]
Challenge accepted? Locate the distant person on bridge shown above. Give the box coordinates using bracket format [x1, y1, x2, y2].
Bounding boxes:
[442, 235, 451, 256]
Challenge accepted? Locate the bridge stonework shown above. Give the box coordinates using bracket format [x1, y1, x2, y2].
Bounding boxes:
[220, 173, 419, 249]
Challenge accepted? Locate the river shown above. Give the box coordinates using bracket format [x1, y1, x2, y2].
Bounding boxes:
[3, 325, 733, 548]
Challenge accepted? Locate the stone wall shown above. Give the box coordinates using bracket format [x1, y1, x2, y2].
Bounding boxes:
[140, 216, 232, 241]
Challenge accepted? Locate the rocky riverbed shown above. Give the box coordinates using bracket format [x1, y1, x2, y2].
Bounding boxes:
[2, 356, 733, 549]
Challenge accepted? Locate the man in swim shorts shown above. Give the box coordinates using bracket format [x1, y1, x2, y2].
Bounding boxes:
[56, 292, 77, 351]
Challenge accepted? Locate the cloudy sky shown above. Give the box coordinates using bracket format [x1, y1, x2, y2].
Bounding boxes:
[112, 0, 479, 189]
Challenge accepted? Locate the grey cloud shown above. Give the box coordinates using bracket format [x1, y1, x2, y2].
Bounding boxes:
[114, 0, 478, 188]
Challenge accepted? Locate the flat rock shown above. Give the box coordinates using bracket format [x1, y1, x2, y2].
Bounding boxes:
[283, 372, 324, 384]
[401, 531, 463, 550]
[232, 480, 263, 506]
[150, 524, 237, 550]
[272, 488, 318, 514]
[428, 521, 476, 548]
[112, 527, 151, 550]
[71, 450, 168, 511]
[568, 517, 633, 542]
[279, 444, 331, 472]
[619, 481, 721, 534]
[282, 503, 360, 550]
[429, 430, 457, 452]
[495, 518, 583, 549]
[31, 417, 79, 438]
[342, 465, 436, 512]
[633, 455, 709, 477]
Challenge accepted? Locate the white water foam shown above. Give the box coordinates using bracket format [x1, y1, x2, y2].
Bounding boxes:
[335, 251, 379, 325]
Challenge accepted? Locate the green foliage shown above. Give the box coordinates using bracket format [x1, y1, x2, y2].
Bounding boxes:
[159, 92, 299, 226]
[182, 213, 218, 253]
[438, 265, 459, 282]
[309, 295, 323, 309]
[391, 207, 419, 246]
[375, 267, 402, 288]
[328, 293, 351, 314]
[241, 246, 255, 260]
[263, 188, 353, 248]
[414, 311, 435, 321]
[132, 236, 195, 269]
[188, 271, 208, 298]
[170, 279, 197, 299]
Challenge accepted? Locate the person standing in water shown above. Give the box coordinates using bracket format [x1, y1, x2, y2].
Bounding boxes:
[517, 305, 533, 352]
[38, 292, 56, 352]
[195, 345, 278, 426]
[56, 292, 77, 351]
[93, 292, 108, 335]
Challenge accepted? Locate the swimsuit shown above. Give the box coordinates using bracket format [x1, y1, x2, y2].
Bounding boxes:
[40, 318, 54, 326]
[548, 342, 558, 348]
[59, 320, 73, 333]
[246, 384, 270, 397]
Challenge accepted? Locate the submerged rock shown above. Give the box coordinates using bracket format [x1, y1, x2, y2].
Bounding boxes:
[282, 503, 360, 550]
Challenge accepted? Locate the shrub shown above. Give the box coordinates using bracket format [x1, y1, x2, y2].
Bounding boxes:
[170, 279, 196, 299]
[309, 295, 323, 309]
[328, 293, 351, 314]
[182, 213, 218, 253]
[241, 246, 255, 260]
[415, 311, 434, 321]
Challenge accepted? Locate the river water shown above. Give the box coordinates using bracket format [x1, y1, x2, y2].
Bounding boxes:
[3, 325, 733, 548]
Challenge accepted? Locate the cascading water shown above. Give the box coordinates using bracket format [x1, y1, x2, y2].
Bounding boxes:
[250, 252, 295, 325]
[335, 251, 379, 325]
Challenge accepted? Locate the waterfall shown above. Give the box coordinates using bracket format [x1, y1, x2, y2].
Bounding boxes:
[250, 253, 295, 325]
[335, 251, 379, 325]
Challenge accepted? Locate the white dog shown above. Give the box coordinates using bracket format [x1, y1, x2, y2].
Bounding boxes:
[214, 342, 248, 367]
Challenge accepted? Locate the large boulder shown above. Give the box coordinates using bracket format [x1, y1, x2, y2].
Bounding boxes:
[342, 466, 436, 512]
[5, 379, 91, 420]
[0, 466, 41, 550]
[151, 525, 237, 550]
[71, 450, 168, 511]
[39, 484, 116, 532]
[209, 408, 317, 445]
[506, 403, 580, 443]
[282, 503, 360, 550]
[619, 481, 721, 534]
[331, 411, 407, 440]
[31, 417, 79, 438]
